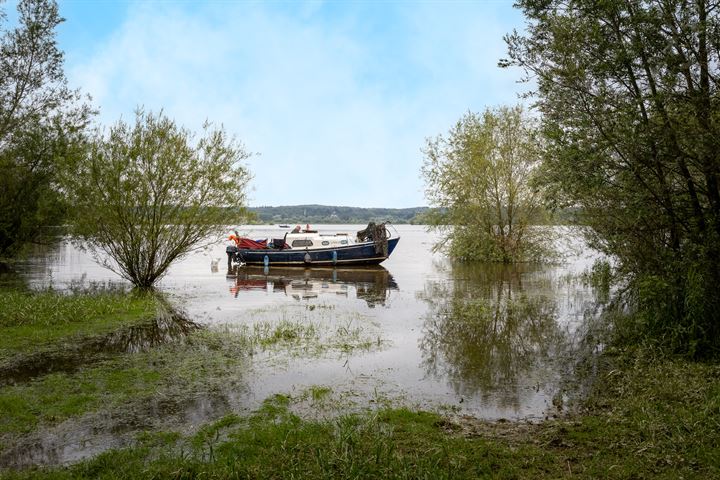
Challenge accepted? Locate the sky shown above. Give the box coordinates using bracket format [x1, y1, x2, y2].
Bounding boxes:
[50, 0, 529, 208]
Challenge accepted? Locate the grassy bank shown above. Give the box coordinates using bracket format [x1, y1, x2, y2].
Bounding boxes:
[1, 288, 718, 478]
[0, 329, 247, 436]
[0, 313, 379, 438]
[0, 289, 158, 361]
[0, 289, 385, 453]
[3, 349, 718, 479]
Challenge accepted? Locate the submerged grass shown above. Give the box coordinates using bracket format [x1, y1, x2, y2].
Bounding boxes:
[0, 289, 158, 361]
[0, 306, 383, 448]
[0, 329, 246, 438]
[3, 348, 718, 479]
[2, 287, 717, 478]
[249, 319, 320, 347]
[219, 308, 385, 356]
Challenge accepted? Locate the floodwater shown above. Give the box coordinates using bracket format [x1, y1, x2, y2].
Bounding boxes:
[0, 304, 200, 386]
[2, 224, 604, 467]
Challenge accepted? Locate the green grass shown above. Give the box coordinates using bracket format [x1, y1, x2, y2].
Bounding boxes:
[220, 314, 384, 355]
[3, 401, 544, 479]
[1, 287, 717, 478]
[0, 329, 246, 437]
[0, 303, 382, 440]
[307, 385, 332, 402]
[0, 367, 161, 435]
[555, 349, 720, 477]
[0, 289, 158, 360]
[249, 319, 320, 347]
[3, 349, 718, 479]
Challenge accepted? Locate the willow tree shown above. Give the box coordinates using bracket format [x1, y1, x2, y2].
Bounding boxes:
[62, 110, 251, 289]
[503, 0, 720, 357]
[421, 106, 550, 263]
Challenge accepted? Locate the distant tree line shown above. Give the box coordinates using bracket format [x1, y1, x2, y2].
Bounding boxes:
[248, 205, 429, 225]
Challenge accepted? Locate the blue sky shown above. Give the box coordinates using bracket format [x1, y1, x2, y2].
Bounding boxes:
[51, 0, 528, 208]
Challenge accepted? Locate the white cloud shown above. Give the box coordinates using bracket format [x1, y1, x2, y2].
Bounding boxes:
[67, 2, 528, 207]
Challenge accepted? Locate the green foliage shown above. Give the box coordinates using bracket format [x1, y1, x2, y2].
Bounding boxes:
[0, 288, 157, 359]
[504, 0, 720, 357]
[0, 0, 92, 260]
[61, 110, 252, 288]
[580, 259, 613, 304]
[6, 352, 720, 478]
[421, 106, 553, 263]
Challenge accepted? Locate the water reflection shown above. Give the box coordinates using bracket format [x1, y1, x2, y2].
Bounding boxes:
[3, 226, 603, 425]
[420, 262, 569, 411]
[227, 266, 398, 307]
[0, 270, 26, 289]
[101, 299, 200, 353]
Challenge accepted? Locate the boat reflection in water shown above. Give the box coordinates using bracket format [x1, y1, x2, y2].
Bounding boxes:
[227, 265, 398, 307]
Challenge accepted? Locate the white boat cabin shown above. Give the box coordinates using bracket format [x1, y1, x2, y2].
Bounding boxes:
[279, 230, 354, 250]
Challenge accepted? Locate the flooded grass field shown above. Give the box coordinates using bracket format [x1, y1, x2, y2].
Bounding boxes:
[0, 225, 604, 468]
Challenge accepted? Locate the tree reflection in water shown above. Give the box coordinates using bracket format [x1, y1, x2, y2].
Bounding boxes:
[97, 296, 201, 353]
[0, 296, 201, 386]
[420, 262, 568, 410]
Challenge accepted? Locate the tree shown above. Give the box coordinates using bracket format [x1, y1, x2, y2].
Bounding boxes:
[62, 110, 252, 289]
[502, 0, 720, 356]
[421, 106, 550, 263]
[0, 0, 91, 260]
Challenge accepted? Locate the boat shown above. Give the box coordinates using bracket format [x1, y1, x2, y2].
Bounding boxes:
[227, 222, 399, 267]
[278, 224, 290, 228]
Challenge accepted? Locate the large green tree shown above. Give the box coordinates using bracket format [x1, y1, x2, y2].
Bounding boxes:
[0, 0, 91, 260]
[421, 106, 550, 263]
[62, 110, 251, 289]
[503, 0, 720, 356]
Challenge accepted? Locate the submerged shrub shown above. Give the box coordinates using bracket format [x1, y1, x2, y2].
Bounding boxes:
[421, 107, 553, 263]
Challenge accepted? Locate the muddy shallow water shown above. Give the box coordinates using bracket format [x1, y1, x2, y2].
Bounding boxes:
[4, 224, 603, 466]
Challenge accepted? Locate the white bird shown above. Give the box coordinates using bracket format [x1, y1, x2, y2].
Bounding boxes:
[210, 258, 220, 272]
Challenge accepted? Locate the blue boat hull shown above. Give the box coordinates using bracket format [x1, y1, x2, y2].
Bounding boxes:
[234, 237, 400, 266]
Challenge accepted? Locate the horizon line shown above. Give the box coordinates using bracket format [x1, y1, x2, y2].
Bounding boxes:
[248, 204, 430, 209]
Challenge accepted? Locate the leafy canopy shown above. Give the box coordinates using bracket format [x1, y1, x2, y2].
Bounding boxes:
[0, 0, 91, 259]
[503, 0, 720, 357]
[421, 106, 551, 263]
[62, 110, 251, 289]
